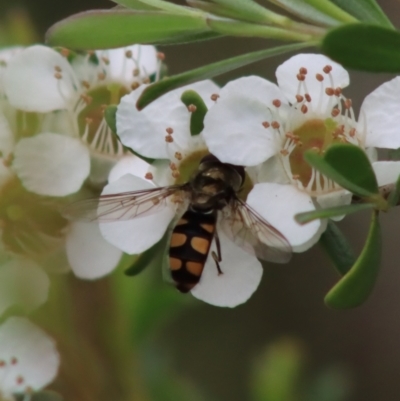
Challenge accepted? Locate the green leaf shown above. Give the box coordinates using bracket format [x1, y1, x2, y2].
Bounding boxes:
[325, 211, 381, 309]
[180, 90, 208, 136]
[304, 144, 380, 198]
[295, 203, 375, 224]
[104, 104, 117, 133]
[322, 24, 400, 73]
[261, 0, 340, 27]
[112, 0, 158, 10]
[388, 174, 400, 208]
[302, 0, 357, 23]
[21, 391, 64, 401]
[319, 221, 356, 276]
[207, 18, 314, 41]
[329, 0, 393, 27]
[46, 10, 211, 49]
[137, 42, 311, 109]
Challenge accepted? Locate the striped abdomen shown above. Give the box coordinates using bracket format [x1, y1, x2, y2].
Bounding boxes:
[169, 208, 217, 293]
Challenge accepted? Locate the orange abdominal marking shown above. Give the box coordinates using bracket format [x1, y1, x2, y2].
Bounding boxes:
[191, 237, 209, 254]
[186, 261, 204, 276]
[169, 257, 182, 270]
[176, 218, 188, 226]
[170, 233, 187, 247]
[200, 223, 214, 233]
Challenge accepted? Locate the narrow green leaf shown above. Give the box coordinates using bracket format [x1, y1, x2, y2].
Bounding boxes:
[188, 0, 255, 22]
[207, 18, 314, 41]
[104, 104, 117, 133]
[325, 211, 381, 309]
[210, 0, 289, 25]
[329, 0, 393, 27]
[304, 144, 379, 198]
[137, 42, 311, 109]
[114, 0, 196, 14]
[262, 0, 340, 27]
[295, 203, 374, 224]
[112, 0, 158, 10]
[388, 174, 400, 208]
[180, 90, 208, 136]
[303, 0, 357, 23]
[322, 24, 400, 73]
[319, 221, 356, 276]
[46, 10, 210, 50]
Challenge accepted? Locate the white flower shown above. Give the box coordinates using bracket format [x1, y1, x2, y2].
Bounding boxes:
[0, 317, 59, 400]
[202, 53, 400, 251]
[4, 44, 160, 196]
[97, 82, 266, 307]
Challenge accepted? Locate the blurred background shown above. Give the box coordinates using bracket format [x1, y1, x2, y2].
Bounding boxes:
[2, 0, 400, 400]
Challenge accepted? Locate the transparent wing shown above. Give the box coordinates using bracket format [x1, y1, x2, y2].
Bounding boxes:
[62, 185, 189, 222]
[220, 198, 292, 264]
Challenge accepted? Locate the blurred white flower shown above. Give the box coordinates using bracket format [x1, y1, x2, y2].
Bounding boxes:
[203, 53, 400, 252]
[4, 44, 160, 196]
[0, 317, 59, 400]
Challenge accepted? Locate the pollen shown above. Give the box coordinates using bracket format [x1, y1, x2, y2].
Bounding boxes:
[165, 135, 173, 143]
[316, 73, 324, 82]
[157, 52, 166, 61]
[299, 67, 308, 75]
[296, 73, 306, 81]
[272, 99, 281, 108]
[145, 172, 153, 180]
[301, 104, 308, 114]
[188, 104, 197, 112]
[323, 65, 332, 74]
[305, 93, 311, 102]
[331, 108, 340, 117]
[131, 82, 140, 90]
[325, 87, 334, 96]
[296, 94, 304, 103]
[175, 152, 183, 160]
[271, 121, 280, 129]
[262, 121, 270, 128]
[166, 127, 174, 135]
[211, 93, 220, 101]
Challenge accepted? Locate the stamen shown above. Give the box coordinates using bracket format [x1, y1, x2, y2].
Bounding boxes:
[145, 172, 153, 180]
[166, 127, 174, 135]
[187, 104, 197, 112]
[296, 73, 306, 81]
[325, 87, 334, 96]
[165, 135, 173, 143]
[101, 56, 110, 65]
[334, 87, 342, 97]
[280, 149, 289, 156]
[349, 128, 356, 137]
[97, 72, 106, 81]
[301, 104, 308, 114]
[271, 121, 280, 129]
[133, 68, 140, 77]
[211, 94, 220, 101]
[295, 94, 304, 103]
[304, 93, 311, 102]
[344, 98, 352, 109]
[262, 121, 270, 128]
[60, 48, 70, 57]
[323, 65, 332, 74]
[272, 99, 281, 108]
[125, 50, 133, 58]
[131, 82, 140, 90]
[157, 52, 166, 61]
[299, 67, 307, 75]
[175, 152, 183, 160]
[331, 108, 340, 117]
[316, 73, 324, 82]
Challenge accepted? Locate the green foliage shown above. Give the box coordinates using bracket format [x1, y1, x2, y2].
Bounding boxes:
[295, 203, 375, 224]
[322, 24, 400, 72]
[114, 0, 193, 14]
[302, 0, 357, 23]
[46, 10, 213, 49]
[325, 211, 382, 309]
[180, 90, 208, 136]
[319, 221, 356, 276]
[137, 42, 310, 109]
[304, 144, 382, 201]
[329, 0, 393, 27]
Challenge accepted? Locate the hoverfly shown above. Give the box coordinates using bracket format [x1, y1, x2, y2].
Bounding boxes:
[64, 154, 292, 292]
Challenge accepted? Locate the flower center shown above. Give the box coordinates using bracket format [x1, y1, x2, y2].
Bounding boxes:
[173, 149, 209, 185]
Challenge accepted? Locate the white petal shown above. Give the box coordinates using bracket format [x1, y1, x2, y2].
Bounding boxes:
[108, 155, 151, 183]
[203, 76, 284, 166]
[4, 45, 75, 112]
[246, 183, 322, 252]
[66, 222, 122, 279]
[191, 230, 263, 307]
[0, 317, 59, 395]
[361, 77, 400, 149]
[251, 155, 290, 184]
[116, 80, 219, 159]
[373, 161, 400, 186]
[97, 45, 158, 85]
[0, 259, 49, 316]
[13, 133, 90, 196]
[99, 174, 175, 254]
[276, 53, 349, 109]
[0, 47, 24, 94]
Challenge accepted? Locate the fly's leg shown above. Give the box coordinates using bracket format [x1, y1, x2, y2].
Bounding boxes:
[211, 230, 223, 275]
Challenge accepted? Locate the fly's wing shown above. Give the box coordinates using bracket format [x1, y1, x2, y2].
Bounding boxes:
[219, 198, 292, 264]
[62, 185, 189, 222]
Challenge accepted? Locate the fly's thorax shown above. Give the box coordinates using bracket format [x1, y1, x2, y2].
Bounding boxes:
[189, 157, 244, 210]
